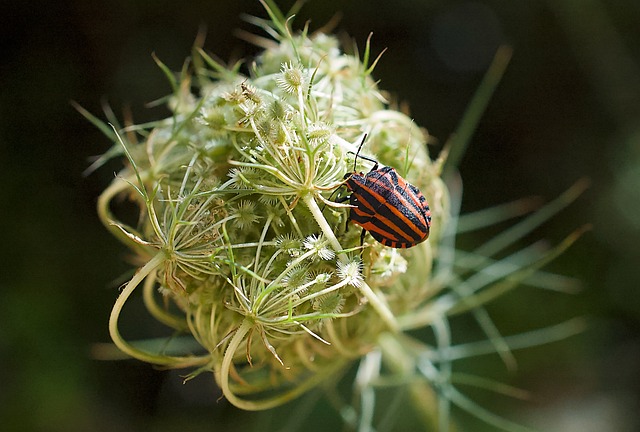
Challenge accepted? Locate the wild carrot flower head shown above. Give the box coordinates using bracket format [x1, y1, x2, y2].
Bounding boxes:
[88, 1, 584, 428]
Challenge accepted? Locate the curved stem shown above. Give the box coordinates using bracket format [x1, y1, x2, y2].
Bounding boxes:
[218, 320, 254, 407]
[97, 179, 136, 244]
[302, 193, 398, 332]
[97, 177, 155, 258]
[109, 252, 208, 367]
[217, 319, 349, 410]
[142, 270, 189, 332]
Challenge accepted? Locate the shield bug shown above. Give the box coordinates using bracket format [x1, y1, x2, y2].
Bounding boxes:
[340, 136, 432, 249]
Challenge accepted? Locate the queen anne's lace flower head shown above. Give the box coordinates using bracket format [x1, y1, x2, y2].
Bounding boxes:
[95, 6, 446, 408]
[89, 2, 583, 428]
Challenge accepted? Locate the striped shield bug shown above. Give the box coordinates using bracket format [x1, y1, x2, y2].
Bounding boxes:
[340, 136, 432, 249]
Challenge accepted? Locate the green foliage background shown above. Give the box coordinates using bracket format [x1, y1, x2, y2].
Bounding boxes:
[1, 0, 639, 430]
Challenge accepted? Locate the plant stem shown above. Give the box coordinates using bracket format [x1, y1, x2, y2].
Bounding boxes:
[217, 319, 349, 410]
[109, 252, 209, 367]
[302, 193, 399, 332]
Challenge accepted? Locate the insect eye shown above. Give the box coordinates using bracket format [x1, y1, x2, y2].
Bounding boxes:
[343, 172, 353, 180]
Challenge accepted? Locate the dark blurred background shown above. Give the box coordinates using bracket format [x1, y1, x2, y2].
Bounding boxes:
[1, 0, 639, 431]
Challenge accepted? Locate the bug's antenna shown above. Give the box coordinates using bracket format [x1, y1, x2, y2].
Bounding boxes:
[354, 134, 368, 171]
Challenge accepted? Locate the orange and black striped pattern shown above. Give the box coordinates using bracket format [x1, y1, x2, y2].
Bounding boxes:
[345, 166, 431, 249]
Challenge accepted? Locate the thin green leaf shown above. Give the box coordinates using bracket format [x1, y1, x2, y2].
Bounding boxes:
[152, 52, 179, 94]
[442, 384, 536, 432]
[427, 317, 587, 362]
[196, 47, 234, 79]
[110, 124, 148, 201]
[259, 0, 288, 36]
[451, 373, 531, 400]
[71, 100, 117, 141]
[471, 179, 589, 259]
[456, 196, 543, 233]
[84, 145, 123, 176]
[451, 247, 582, 294]
[443, 45, 513, 176]
[448, 226, 589, 316]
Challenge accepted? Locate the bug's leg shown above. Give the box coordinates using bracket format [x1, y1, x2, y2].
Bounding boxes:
[330, 194, 352, 232]
[343, 194, 357, 232]
[359, 228, 366, 249]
